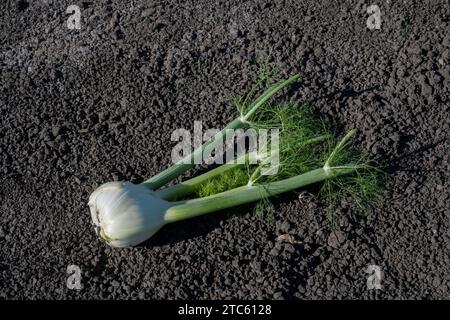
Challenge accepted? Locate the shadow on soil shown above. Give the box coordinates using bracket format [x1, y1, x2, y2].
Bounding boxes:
[386, 137, 449, 173]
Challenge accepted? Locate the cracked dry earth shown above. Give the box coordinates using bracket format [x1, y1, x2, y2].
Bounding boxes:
[0, 0, 449, 299]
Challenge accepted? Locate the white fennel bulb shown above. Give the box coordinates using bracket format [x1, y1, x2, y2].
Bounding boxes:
[88, 182, 170, 247]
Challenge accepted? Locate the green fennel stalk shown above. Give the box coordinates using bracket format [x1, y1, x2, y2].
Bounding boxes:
[143, 74, 300, 190]
[146, 76, 381, 221]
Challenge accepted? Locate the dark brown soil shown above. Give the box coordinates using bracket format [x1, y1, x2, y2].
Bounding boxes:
[0, 0, 449, 299]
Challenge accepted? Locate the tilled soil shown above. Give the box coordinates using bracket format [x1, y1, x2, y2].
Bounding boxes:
[1, 0, 449, 299]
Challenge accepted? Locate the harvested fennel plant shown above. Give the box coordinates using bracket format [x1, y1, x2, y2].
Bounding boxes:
[89, 74, 382, 247]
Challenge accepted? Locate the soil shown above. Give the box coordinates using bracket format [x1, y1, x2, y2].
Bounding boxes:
[1, 0, 449, 299]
